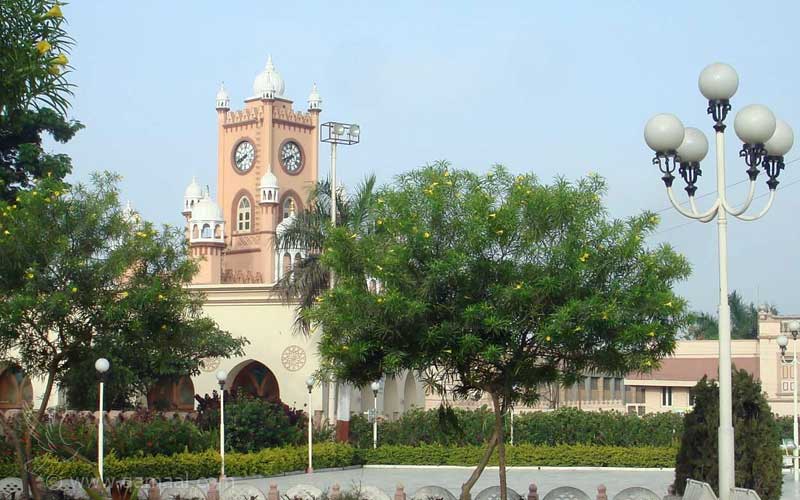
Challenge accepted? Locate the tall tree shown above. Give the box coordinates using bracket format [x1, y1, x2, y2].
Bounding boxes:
[275, 175, 376, 333]
[0, 174, 246, 491]
[1, 0, 82, 202]
[686, 291, 777, 340]
[310, 163, 691, 500]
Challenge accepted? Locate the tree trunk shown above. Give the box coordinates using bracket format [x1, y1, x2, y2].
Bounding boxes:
[459, 426, 499, 500]
[491, 392, 508, 500]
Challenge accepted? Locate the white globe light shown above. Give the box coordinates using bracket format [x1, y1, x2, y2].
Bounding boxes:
[764, 119, 794, 157]
[370, 381, 380, 392]
[216, 370, 227, 383]
[644, 114, 685, 153]
[698, 63, 739, 101]
[333, 124, 345, 136]
[349, 125, 360, 137]
[777, 335, 789, 348]
[788, 320, 800, 332]
[676, 127, 709, 163]
[306, 376, 315, 389]
[734, 104, 776, 145]
[94, 358, 110, 374]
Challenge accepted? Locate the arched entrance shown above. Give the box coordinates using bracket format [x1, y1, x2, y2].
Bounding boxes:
[230, 361, 280, 401]
[403, 372, 419, 411]
[0, 365, 33, 409]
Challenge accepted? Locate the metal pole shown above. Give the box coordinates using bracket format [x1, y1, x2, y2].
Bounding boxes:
[308, 388, 314, 473]
[329, 141, 339, 427]
[510, 407, 514, 446]
[794, 335, 798, 482]
[330, 142, 337, 238]
[715, 129, 734, 500]
[373, 391, 378, 449]
[220, 385, 225, 478]
[98, 381, 104, 484]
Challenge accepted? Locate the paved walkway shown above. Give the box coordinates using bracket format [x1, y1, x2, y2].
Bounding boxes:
[228, 466, 799, 500]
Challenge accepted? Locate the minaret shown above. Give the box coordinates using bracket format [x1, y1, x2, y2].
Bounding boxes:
[188, 188, 225, 284]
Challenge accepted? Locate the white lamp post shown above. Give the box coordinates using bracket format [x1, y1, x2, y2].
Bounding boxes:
[216, 370, 227, 479]
[321, 122, 361, 432]
[644, 62, 793, 500]
[94, 358, 110, 484]
[306, 376, 315, 473]
[371, 381, 380, 449]
[510, 407, 514, 447]
[778, 319, 800, 482]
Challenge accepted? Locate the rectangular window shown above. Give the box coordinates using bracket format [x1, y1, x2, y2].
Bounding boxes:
[602, 378, 611, 401]
[590, 377, 600, 401]
[661, 386, 673, 407]
[614, 378, 623, 401]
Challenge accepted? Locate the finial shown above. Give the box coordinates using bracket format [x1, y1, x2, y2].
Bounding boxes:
[205, 185, 211, 198]
[266, 54, 274, 69]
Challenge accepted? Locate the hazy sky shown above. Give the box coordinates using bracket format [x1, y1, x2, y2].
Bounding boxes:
[55, 1, 800, 316]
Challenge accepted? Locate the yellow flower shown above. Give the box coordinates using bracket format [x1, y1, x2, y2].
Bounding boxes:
[516, 175, 524, 182]
[26, 273, 34, 280]
[3, 230, 9, 235]
[120, 291, 129, 299]
[579, 252, 590, 262]
[545, 336, 551, 342]
[71, 287, 78, 293]
[157, 294, 165, 301]
[443, 171, 450, 177]
[430, 182, 439, 187]
[45, 4, 63, 18]
[53, 191, 61, 197]
[11, 205, 16, 209]
[32, 190, 38, 196]
[515, 283, 522, 290]
[377, 198, 384, 204]
[496, 229, 504, 235]
[377, 297, 384, 303]
[644, 360, 652, 367]
[315, 296, 324, 303]
[423, 232, 430, 238]
[574, 326, 582, 332]
[446, 180, 453, 186]
[664, 301, 673, 308]
[53, 54, 68, 66]
[342, 346, 349, 351]
[602, 311, 608, 320]
[349, 233, 357, 239]
[48, 64, 60, 76]
[376, 265, 383, 271]
[36, 40, 51, 55]
[488, 213, 496, 218]
[424, 189, 433, 195]
[648, 331, 656, 337]
[377, 219, 383, 225]
[649, 215, 659, 224]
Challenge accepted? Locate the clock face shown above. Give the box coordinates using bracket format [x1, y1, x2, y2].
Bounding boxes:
[234, 141, 255, 172]
[280, 141, 303, 173]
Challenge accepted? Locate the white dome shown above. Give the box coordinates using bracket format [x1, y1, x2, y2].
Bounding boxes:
[216, 82, 230, 108]
[253, 55, 285, 98]
[276, 213, 295, 236]
[260, 168, 279, 189]
[190, 195, 223, 222]
[308, 83, 322, 109]
[185, 177, 202, 198]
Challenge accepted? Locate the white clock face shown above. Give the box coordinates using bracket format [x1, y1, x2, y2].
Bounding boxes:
[280, 141, 302, 173]
[234, 141, 255, 172]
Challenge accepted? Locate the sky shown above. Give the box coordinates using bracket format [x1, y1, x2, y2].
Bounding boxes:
[54, 0, 800, 316]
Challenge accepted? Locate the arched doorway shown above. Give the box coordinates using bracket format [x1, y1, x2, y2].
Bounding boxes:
[230, 361, 280, 401]
[147, 376, 195, 411]
[383, 376, 400, 419]
[403, 372, 419, 411]
[0, 365, 33, 409]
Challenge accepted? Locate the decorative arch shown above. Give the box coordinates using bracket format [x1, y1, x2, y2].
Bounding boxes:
[214, 224, 222, 238]
[201, 223, 212, 238]
[383, 376, 400, 419]
[278, 190, 304, 222]
[147, 376, 195, 411]
[294, 252, 302, 270]
[237, 197, 251, 232]
[229, 189, 254, 233]
[0, 365, 33, 409]
[230, 361, 280, 401]
[191, 225, 199, 239]
[282, 252, 292, 276]
[403, 372, 420, 410]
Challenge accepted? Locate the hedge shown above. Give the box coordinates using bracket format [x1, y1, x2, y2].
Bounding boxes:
[363, 444, 677, 468]
[12, 443, 676, 481]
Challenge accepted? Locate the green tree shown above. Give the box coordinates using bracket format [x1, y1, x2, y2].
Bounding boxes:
[310, 163, 691, 500]
[1, 0, 83, 202]
[0, 174, 246, 491]
[675, 369, 783, 500]
[275, 175, 376, 333]
[686, 291, 777, 340]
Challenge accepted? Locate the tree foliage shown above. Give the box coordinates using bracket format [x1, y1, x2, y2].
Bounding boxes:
[0, 0, 83, 202]
[686, 291, 777, 340]
[674, 369, 783, 500]
[0, 173, 247, 409]
[310, 163, 691, 499]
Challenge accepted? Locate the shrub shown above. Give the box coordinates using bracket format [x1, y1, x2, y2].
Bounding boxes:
[106, 410, 215, 458]
[674, 369, 782, 500]
[224, 394, 304, 452]
[349, 406, 683, 448]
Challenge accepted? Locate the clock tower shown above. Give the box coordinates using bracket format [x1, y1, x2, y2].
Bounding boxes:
[185, 56, 322, 285]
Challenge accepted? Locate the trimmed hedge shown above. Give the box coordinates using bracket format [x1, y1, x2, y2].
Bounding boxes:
[18, 443, 676, 481]
[363, 444, 677, 468]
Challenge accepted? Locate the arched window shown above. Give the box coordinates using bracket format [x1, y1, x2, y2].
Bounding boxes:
[282, 197, 296, 221]
[191, 225, 199, 239]
[214, 224, 222, 238]
[282, 252, 291, 276]
[201, 224, 211, 238]
[237, 197, 251, 232]
[294, 252, 302, 270]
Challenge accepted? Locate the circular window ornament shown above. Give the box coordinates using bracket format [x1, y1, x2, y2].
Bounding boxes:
[281, 345, 307, 372]
[200, 357, 220, 373]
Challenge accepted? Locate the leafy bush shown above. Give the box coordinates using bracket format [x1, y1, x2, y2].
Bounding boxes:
[224, 394, 305, 452]
[106, 410, 215, 458]
[674, 369, 782, 500]
[349, 406, 683, 448]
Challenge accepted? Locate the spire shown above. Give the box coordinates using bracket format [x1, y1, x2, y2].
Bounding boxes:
[215, 82, 230, 110]
[308, 82, 322, 111]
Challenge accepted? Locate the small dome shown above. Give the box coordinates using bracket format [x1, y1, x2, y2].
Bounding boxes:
[253, 55, 285, 98]
[276, 199, 297, 236]
[190, 193, 223, 222]
[308, 83, 322, 110]
[185, 177, 202, 199]
[216, 82, 230, 109]
[260, 167, 279, 189]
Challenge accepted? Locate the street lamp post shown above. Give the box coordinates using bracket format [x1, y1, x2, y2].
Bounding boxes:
[371, 381, 380, 449]
[777, 319, 800, 482]
[510, 407, 514, 447]
[216, 370, 227, 479]
[306, 376, 315, 473]
[94, 358, 110, 484]
[321, 121, 360, 435]
[644, 63, 794, 500]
